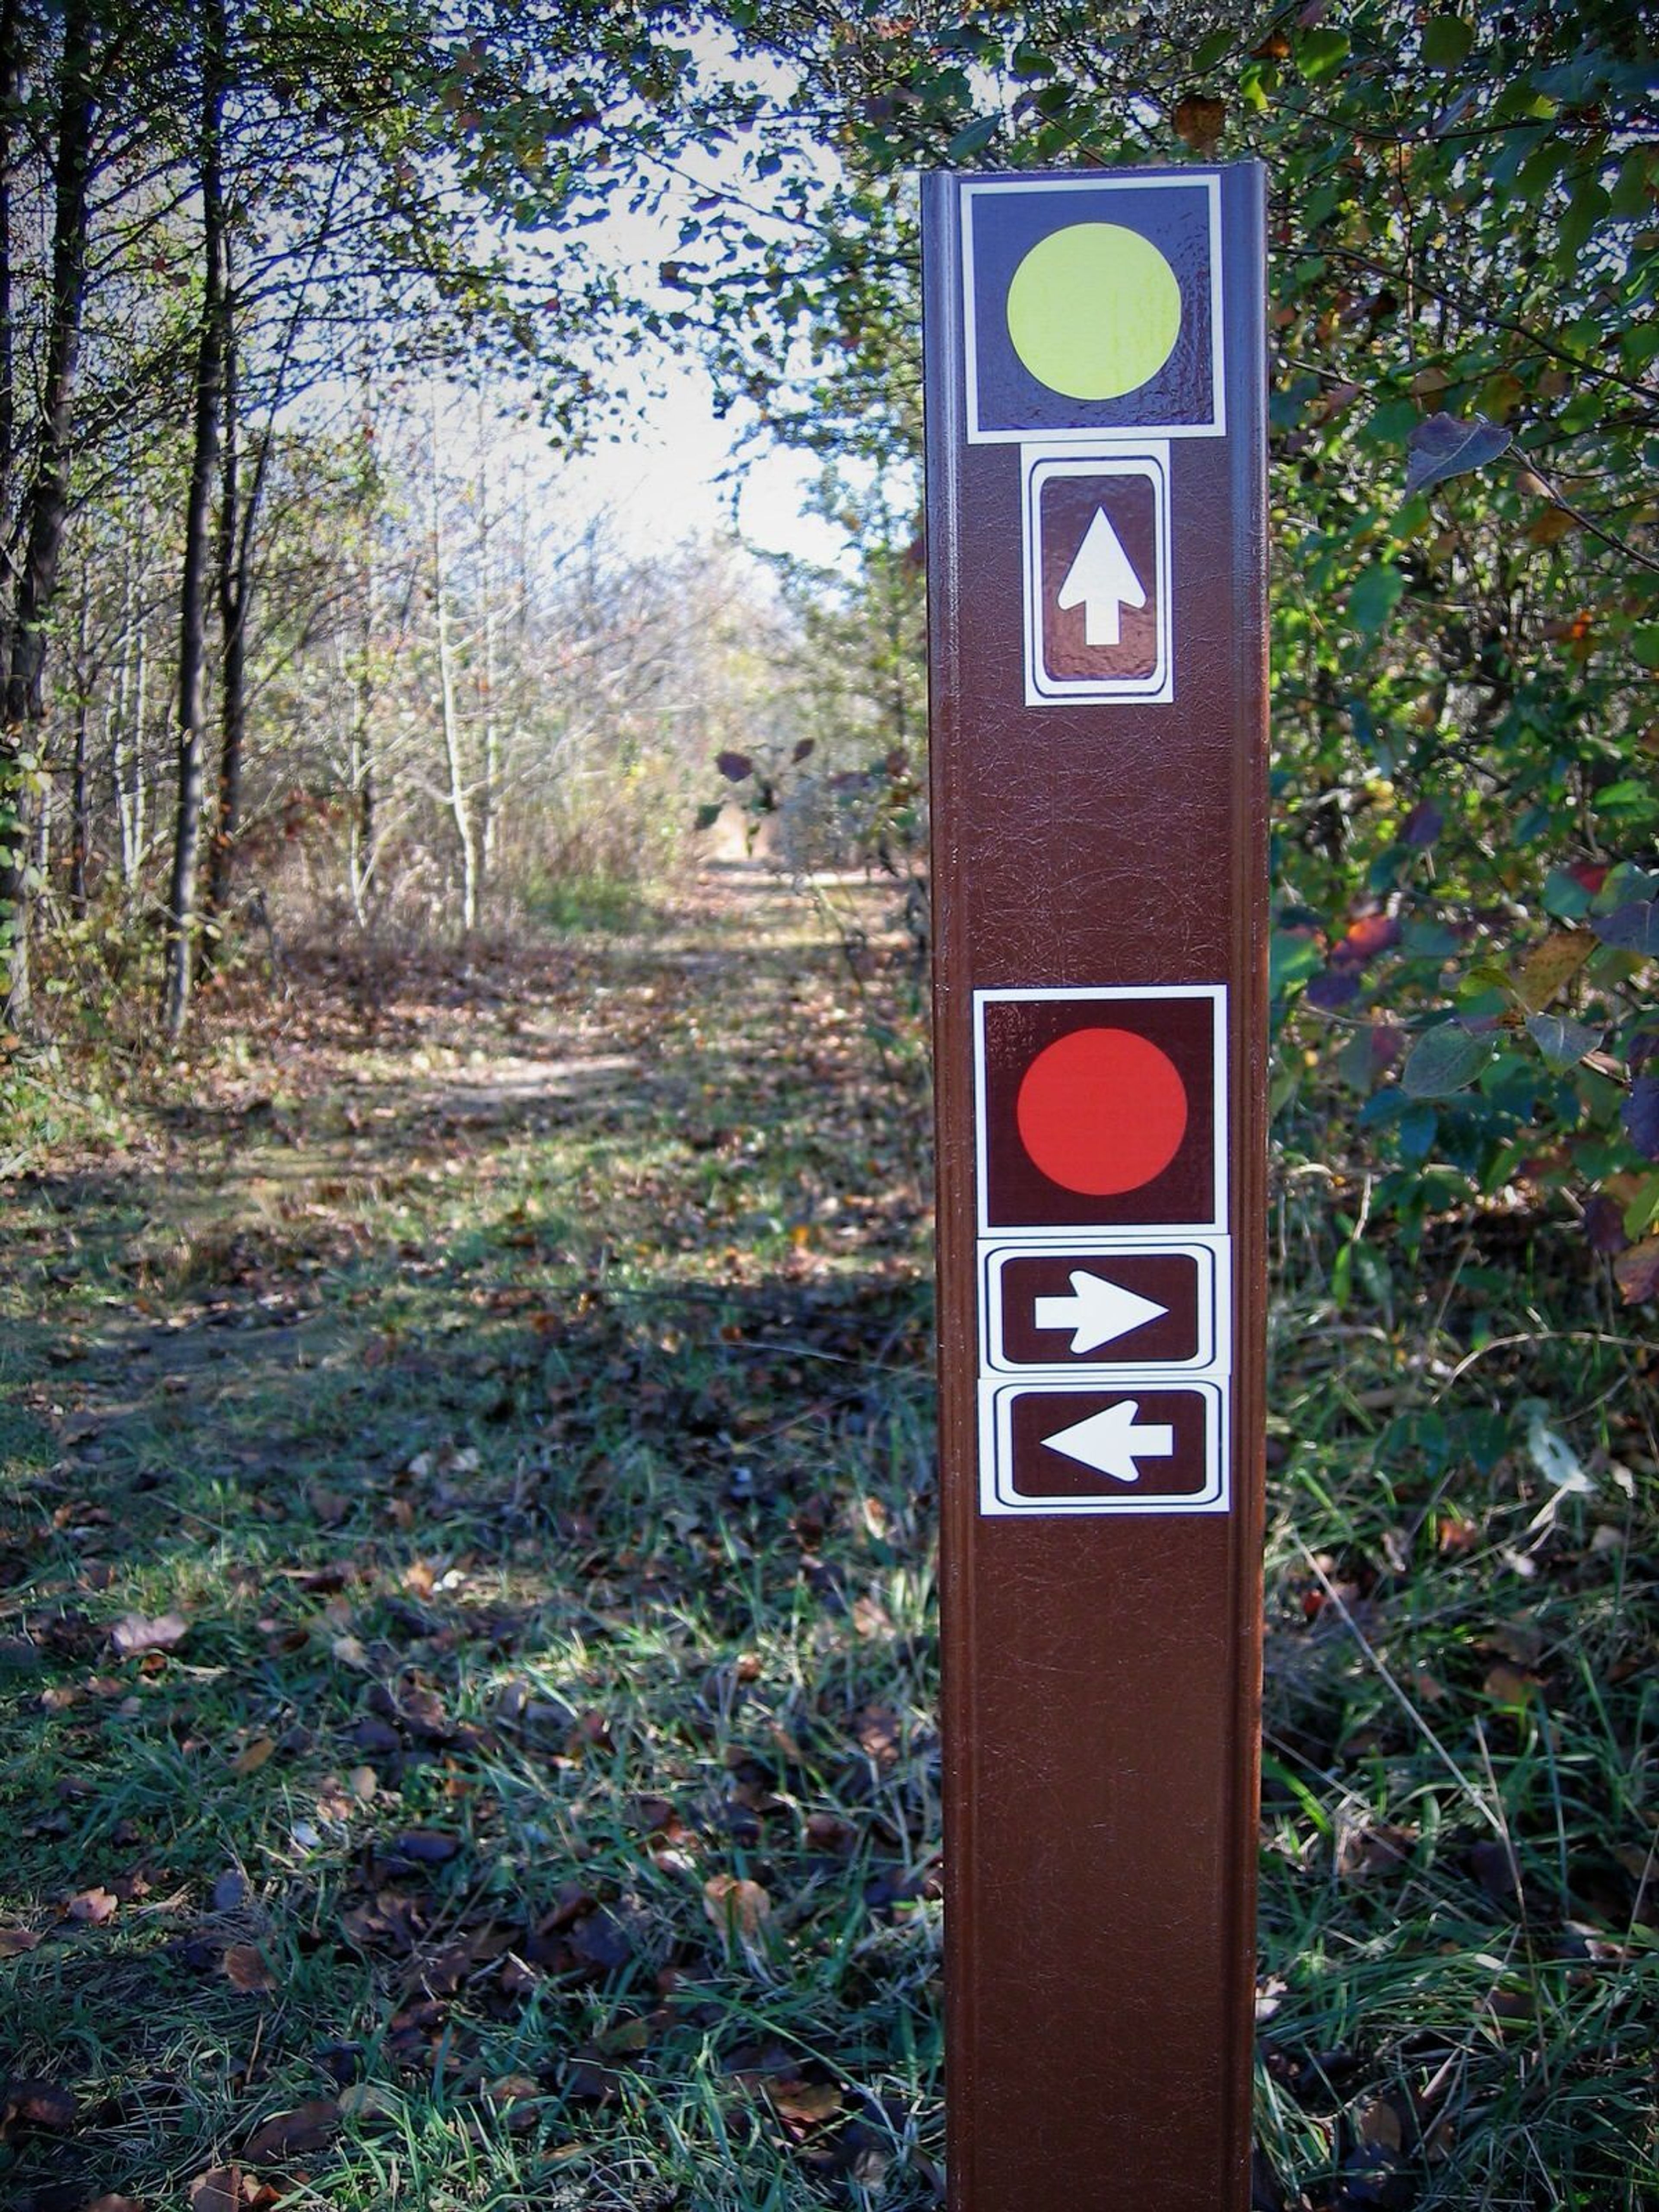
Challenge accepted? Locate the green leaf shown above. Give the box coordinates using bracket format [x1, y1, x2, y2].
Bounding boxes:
[1557, 178, 1611, 267]
[693, 802, 723, 831]
[1403, 412, 1511, 499]
[1525, 1012, 1602, 1069]
[1402, 1022, 1495, 1096]
[1542, 867, 1594, 920]
[1298, 27, 1351, 80]
[1349, 563, 1406, 636]
[1270, 927, 1323, 995]
[1396, 1100, 1439, 1161]
[1630, 625, 1659, 671]
[945, 113, 999, 162]
[1592, 901, 1659, 955]
[1421, 16, 1475, 68]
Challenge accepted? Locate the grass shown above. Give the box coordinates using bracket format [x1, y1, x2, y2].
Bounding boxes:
[1, 862, 1655, 2210]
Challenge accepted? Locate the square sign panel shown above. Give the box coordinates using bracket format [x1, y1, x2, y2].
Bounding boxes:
[961, 174, 1224, 446]
[1023, 447, 1171, 705]
[979, 1378, 1228, 1516]
[975, 986, 1227, 1237]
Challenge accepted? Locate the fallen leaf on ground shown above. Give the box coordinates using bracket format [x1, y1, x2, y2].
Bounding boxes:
[230, 1735, 275, 1776]
[0, 1925, 40, 1956]
[189, 2169, 245, 2212]
[224, 1942, 277, 1992]
[1357, 2096, 1403, 2151]
[485, 2072, 542, 2129]
[85, 2197, 146, 2211]
[702, 1873, 770, 1939]
[2, 2076, 77, 2133]
[111, 1612, 189, 1656]
[242, 2096, 339, 2161]
[389, 1829, 461, 1865]
[766, 2073, 842, 2126]
[1335, 1822, 1416, 1881]
[337, 2082, 397, 2120]
[67, 1886, 119, 1923]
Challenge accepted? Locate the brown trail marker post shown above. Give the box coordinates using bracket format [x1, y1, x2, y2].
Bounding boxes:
[923, 165, 1268, 2208]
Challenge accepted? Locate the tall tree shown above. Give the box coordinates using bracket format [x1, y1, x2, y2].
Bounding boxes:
[0, 0, 97, 1022]
[159, 0, 227, 1039]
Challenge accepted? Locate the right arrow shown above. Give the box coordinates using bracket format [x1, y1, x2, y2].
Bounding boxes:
[1033, 1268, 1168, 1355]
[1042, 1399, 1176, 1484]
[1056, 505, 1147, 646]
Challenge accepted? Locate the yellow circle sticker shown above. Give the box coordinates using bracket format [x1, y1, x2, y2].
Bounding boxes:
[1006, 223, 1182, 402]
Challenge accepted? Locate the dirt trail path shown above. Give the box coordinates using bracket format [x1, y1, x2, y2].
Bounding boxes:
[0, 867, 944, 2212]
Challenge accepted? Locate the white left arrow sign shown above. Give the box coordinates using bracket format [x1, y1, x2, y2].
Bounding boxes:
[1056, 506, 1146, 646]
[1033, 1269, 1168, 1355]
[1042, 1399, 1175, 1485]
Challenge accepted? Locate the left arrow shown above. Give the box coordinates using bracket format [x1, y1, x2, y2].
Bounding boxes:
[1041, 1399, 1175, 1484]
[1056, 506, 1146, 646]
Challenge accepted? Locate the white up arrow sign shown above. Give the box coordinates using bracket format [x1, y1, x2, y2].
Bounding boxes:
[1056, 507, 1146, 646]
[1034, 1269, 1167, 1355]
[1042, 1399, 1176, 1484]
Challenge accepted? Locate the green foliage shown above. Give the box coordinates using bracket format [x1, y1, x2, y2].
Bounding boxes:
[669, 0, 1659, 1291]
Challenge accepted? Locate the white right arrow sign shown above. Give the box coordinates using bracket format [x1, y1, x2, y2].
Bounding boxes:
[1056, 506, 1146, 646]
[1042, 1399, 1176, 1484]
[1033, 1268, 1167, 1355]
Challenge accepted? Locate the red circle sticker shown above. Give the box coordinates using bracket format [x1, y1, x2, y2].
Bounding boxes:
[1015, 1026, 1189, 1196]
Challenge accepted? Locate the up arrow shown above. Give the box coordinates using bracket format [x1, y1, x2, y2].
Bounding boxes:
[1042, 1399, 1175, 1485]
[1056, 506, 1146, 646]
[1033, 1269, 1167, 1355]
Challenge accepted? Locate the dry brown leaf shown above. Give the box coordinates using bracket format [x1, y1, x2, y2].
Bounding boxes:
[1482, 1663, 1536, 1707]
[4, 2077, 77, 2131]
[347, 1764, 377, 1802]
[110, 1611, 189, 1657]
[1335, 1821, 1416, 1881]
[230, 1735, 275, 1777]
[0, 1925, 40, 1956]
[702, 1873, 770, 1940]
[1357, 2096, 1403, 2152]
[766, 2074, 842, 2125]
[1172, 93, 1225, 156]
[223, 1942, 277, 1993]
[85, 2197, 146, 2211]
[1614, 1234, 1659, 1305]
[1516, 928, 1595, 1012]
[67, 1886, 118, 1924]
[331, 1634, 370, 1671]
[337, 2082, 396, 2120]
[188, 2168, 245, 2212]
[242, 2096, 339, 2162]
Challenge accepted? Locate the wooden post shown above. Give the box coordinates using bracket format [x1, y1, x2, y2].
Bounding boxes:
[923, 163, 1269, 2210]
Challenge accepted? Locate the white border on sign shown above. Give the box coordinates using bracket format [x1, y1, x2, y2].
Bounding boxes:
[978, 1376, 1229, 1516]
[960, 173, 1226, 446]
[979, 1236, 1230, 1377]
[1021, 445, 1173, 707]
[973, 985, 1229, 1240]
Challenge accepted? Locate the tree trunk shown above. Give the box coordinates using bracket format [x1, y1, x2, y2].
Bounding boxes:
[1, 0, 94, 1024]
[162, 0, 228, 1041]
[429, 401, 477, 934]
[348, 525, 378, 922]
[70, 570, 89, 914]
[199, 304, 245, 981]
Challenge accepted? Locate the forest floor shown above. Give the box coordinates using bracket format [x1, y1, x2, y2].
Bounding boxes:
[1, 865, 1655, 2212]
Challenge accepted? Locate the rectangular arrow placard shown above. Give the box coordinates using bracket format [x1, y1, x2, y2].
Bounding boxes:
[1022, 445, 1172, 703]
